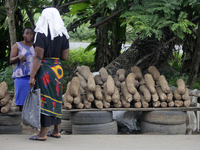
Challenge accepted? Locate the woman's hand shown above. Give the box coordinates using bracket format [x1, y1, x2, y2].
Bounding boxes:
[29, 77, 36, 87]
[18, 55, 26, 62]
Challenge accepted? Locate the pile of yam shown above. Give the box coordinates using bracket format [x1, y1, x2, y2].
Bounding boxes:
[0, 81, 12, 113]
[62, 65, 191, 109]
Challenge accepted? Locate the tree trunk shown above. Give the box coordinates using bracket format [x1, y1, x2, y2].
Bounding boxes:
[4, 0, 17, 47]
[187, 25, 200, 89]
[22, 1, 35, 29]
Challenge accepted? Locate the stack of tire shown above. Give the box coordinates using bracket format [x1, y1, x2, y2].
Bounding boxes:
[0, 112, 22, 134]
[60, 109, 72, 133]
[70, 111, 118, 134]
[140, 111, 186, 135]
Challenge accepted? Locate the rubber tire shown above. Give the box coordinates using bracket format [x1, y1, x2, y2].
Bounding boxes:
[142, 111, 186, 125]
[140, 121, 186, 135]
[60, 120, 72, 133]
[70, 111, 113, 125]
[0, 114, 22, 126]
[0, 125, 23, 134]
[72, 121, 118, 135]
[61, 109, 70, 120]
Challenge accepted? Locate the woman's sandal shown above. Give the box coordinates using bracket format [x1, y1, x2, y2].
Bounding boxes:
[29, 136, 47, 141]
[47, 133, 61, 138]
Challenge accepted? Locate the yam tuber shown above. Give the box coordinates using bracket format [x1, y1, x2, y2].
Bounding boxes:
[168, 101, 175, 107]
[182, 88, 190, 101]
[113, 75, 121, 88]
[73, 89, 81, 105]
[77, 65, 91, 80]
[114, 100, 122, 108]
[139, 85, 151, 102]
[63, 102, 72, 109]
[140, 94, 149, 108]
[99, 67, 108, 82]
[144, 74, 156, 94]
[184, 99, 191, 107]
[103, 82, 112, 102]
[161, 102, 167, 108]
[177, 79, 186, 95]
[131, 66, 142, 80]
[82, 95, 91, 109]
[0, 93, 10, 106]
[121, 95, 131, 108]
[94, 85, 103, 100]
[121, 82, 132, 102]
[111, 86, 120, 103]
[70, 77, 80, 97]
[134, 101, 142, 108]
[133, 91, 141, 102]
[126, 73, 137, 94]
[0, 81, 8, 99]
[159, 75, 170, 93]
[94, 75, 103, 85]
[156, 86, 167, 102]
[116, 69, 125, 82]
[1, 100, 12, 113]
[174, 88, 182, 100]
[76, 72, 87, 88]
[94, 100, 103, 109]
[166, 90, 173, 103]
[76, 103, 84, 109]
[152, 93, 159, 102]
[87, 73, 96, 92]
[153, 101, 161, 108]
[106, 75, 115, 95]
[85, 88, 94, 102]
[148, 66, 160, 81]
[174, 100, 183, 107]
[102, 95, 110, 108]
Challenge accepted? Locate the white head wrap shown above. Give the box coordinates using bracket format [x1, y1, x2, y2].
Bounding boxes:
[34, 7, 69, 41]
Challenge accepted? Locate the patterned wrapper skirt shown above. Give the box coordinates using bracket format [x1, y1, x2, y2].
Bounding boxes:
[36, 58, 63, 127]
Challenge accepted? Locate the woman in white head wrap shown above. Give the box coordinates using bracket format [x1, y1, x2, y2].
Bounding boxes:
[29, 7, 69, 141]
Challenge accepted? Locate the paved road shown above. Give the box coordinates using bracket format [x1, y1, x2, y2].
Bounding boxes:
[0, 134, 200, 150]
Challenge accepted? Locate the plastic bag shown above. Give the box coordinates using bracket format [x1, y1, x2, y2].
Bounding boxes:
[22, 88, 41, 130]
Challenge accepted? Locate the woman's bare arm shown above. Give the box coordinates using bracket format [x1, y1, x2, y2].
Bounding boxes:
[61, 48, 69, 61]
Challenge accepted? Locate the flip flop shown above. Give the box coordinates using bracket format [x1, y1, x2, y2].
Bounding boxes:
[47, 133, 61, 138]
[29, 136, 47, 141]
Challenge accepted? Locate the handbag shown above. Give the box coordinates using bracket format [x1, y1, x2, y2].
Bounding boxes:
[22, 87, 41, 130]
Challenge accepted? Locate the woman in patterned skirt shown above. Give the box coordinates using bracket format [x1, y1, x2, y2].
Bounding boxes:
[29, 7, 69, 141]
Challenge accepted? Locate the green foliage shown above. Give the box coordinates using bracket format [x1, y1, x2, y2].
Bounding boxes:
[0, 66, 14, 91]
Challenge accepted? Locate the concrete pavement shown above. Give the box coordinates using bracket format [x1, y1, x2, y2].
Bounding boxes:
[0, 134, 200, 150]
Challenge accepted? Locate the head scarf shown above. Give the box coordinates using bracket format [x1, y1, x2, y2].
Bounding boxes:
[34, 7, 69, 41]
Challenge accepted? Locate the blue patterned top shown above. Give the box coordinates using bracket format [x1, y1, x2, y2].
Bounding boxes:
[12, 42, 34, 79]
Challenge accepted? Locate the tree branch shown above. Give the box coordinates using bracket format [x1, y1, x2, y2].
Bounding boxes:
[57, 0, 90, 9]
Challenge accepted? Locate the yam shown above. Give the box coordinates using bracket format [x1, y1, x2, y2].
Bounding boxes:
[144, 74, 156, 94]
[126, 73, 137, 94]
[140, 94, 149, 108]
[182, 88, 190, 101]
[94, 75, 103, 85]
[85, 88, 94, 102]
[121, 95, 131, 108]
[76, 103, 84, 109]
[99, 67, 108, 82]
[177, 79, 186, 94]
[114, 100, 122, 108]
[0, 93, 10, 106]
[94, 85, 103, 100]
[94, 100, 103, 109]
[87, 73, 96, 92]
[82, 95, 91, 109]
[1, 100, 12, 113]
[63, 102, 72, 110]
[121, 82, 132, 102]
[148, 66, 160, 81]
[0, 81, 8, 99]
[134, 101, 142, 108]
[80, 86, 85, 94]
[166, 90, 173, 103]
[156, 86, 167, 102]
[184, 99, 191, 107]
[139, 85, 151, 102]
[74, 89, 81, 105]
[159, 75, 170, 93]
[63, 91, 73, 104]
[76, 72, 87, 88]
[139, 77, 145, 85]
[152, 93, 159, 102]
[111, 86, 120, 103]
[131, 66, 142, 80]
[77, 65, 91, 80]
[153, 101, 160, 108]
[174, 100, 183, 107]
[168, 101, 175, 107]
[134, 79, 139, 88]
[174, 88, 182, 100]
[161, 102, 167, 108]
[113, 75, 121, 88]
[116, 69, 125, 82]
[102, 95, 110, 108]
[103, 82, 112, 102]
[70, 77, 80, 97]
[133, 91, 141, 102]
[106, 75, 115, 95]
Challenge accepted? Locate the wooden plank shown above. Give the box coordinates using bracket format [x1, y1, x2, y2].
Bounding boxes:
[63, 107, 200, 112]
